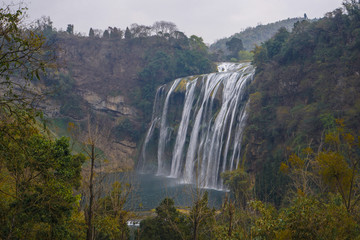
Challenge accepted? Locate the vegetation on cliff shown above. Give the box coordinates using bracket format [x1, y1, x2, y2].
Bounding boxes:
[38, 21, 215, 121]
[1, 1, 360, 239]
[0, 6, 134, 239]
[242, 0, 360, 206]
[210, 17, 305, 60]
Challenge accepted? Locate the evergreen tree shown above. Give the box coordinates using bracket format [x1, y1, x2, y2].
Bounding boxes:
[124, 27, 131, 40]
[66, 24, 74, 34]
[89, 27, 94, 37]
[102, 29, 110, 38]
[226, 37, 244, 59]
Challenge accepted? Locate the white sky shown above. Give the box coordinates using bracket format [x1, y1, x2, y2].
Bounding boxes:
[14, 0, 345, 44]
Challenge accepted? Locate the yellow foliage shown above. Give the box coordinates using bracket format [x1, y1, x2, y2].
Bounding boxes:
[344, 133, 355, 145]
[288, 153, 304, 169]
[335, 118, 345, 127]
[316, 151, 351, 189]
[275, 229, 292, 240]
[302, 147, 313, 155]
[325, 131, 340, 145]
[280, 162, 289, 174]
[297, 188, 305, 197]
[67, 122, 76, 133]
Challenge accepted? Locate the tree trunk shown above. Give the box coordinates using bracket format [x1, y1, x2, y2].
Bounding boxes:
[87, 144, 95, 240]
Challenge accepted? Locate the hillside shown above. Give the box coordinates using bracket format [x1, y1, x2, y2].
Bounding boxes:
[37, 24, 215, 170]
[210, 17, 305, 56]
[242, 6, 360, 205]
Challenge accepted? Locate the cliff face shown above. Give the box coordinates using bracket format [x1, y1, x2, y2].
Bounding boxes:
[41, 32, 215, 171]
[42, 36, 149, 170]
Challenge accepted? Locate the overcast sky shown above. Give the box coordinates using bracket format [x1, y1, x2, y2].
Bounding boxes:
[19, 0, 344, 44]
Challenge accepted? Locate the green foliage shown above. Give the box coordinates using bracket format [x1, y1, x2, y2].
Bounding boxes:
[250, 196, 360, 240]
[103, 30, 110, 38]
[138, 198, 189, 240]
[243, 2, 360, 205]
[226, 37, 244, 59]
[43, 71, 86, 120]
[210, 17, 305, 60]
[89, 28, 95, 37]
[0, 6, 54, 117]
[189, 191, 216, 240]
[238, 50, 254, 61]
[135, 37, 215, 120]
[66, 24, 74, 34]
[0, 117, 85, 239]
[0, 6, 47, 80]
[222, 168, 252, 208]
[124, 27, 131, 39]
[264, 27, 290, 59]
[94, 181, 131, 240]
[114, 117, 139, 141]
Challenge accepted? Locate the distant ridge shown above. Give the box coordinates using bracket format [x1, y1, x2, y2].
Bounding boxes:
[210, 17, 305, 53]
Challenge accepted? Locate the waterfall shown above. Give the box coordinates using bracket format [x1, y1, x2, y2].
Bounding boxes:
[139, 62, 255, 189]
[169, 80, 197, 178]
[138, 85, 165, 171]
[157, 78, 181, 175]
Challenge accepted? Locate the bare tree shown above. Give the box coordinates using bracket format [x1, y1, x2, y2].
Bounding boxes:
[130, 23, 152, 38]
[69, 115, 110, 240]
[152, 21, 178, 36]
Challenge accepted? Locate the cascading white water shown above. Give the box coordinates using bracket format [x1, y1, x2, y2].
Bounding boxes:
[138, 85, 165, 171]
[157, 78, 181, 175]
[169, 80, 197, 177]
[140, 62, 255, 189]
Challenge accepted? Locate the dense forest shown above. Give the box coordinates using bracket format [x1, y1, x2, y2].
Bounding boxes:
[243, 0, 360, 206]
[210, 17, 305, 60]
[1, 0, 360, 239]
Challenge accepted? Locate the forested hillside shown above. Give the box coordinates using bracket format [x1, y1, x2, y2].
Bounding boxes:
[210, 17, 305, 55]
[243, 3, 360, 205]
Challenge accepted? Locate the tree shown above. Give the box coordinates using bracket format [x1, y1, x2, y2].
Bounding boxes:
[89, 28, 95, 37]
[189, 35, 207, 52]
[282, 119, 360, 213]
[69, 115, 115, 240]
[222, 168, 253, 209]
[103, 29, 110, 38]
[316, 120, 360, 213]
[226, 38, 244, 59]
[66, 24, 74, 34]
[130, 23, 152, 38]
[189, 191, 215, 240]
[138, 198, 189, 240]
[250, 196, 359, 240]
[124, 27, 131, 40]
[33, 16, 54, 38]
[0, 6, 53, 110]
[94, 181, 132, 240]
[343, 0, 360, 20]
[0, 116, 85, 239]
[152, 21, 177, 36]
[264, 27, 289, 59]
[109, 27, 123, 39]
